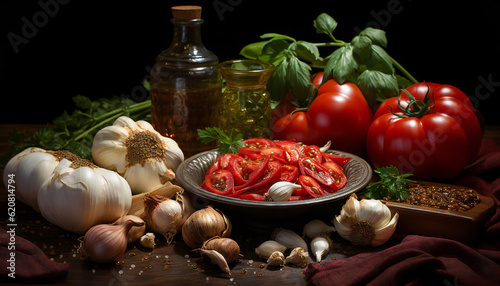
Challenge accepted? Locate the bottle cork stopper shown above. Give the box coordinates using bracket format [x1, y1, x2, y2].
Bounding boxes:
[171, 5, 202, 20]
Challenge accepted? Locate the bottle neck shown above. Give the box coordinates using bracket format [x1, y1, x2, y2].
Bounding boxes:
[171, 18, 204, 46]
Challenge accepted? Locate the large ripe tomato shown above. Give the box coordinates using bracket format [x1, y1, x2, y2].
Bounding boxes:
[366, 82, 482, 181]
[272, 75, 373, 156]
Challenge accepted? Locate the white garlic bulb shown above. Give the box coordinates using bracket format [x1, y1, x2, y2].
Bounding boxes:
[38, 159, 132, 234]
[92, 116, 184, 194]
[333, 194, 399, 247]
[3, 147, 62, 211]
[264, 182, 302, 202]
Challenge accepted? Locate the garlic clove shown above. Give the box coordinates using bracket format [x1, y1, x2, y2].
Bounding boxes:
[319, 140, 332, 153]
[264, 182, 302, 202]
[128, 182, 183, 216]
[310, 235, 332, 263]
[197, 248, 231, 274]
[202, 237, 241, 264]
[255, 240, 287, 259]
[357, 199, 392, 230]
[271, 228, 308, 252]
[285, 247, 309, 267]
[371, 212, 399, 247]
[140, 232, 156, 249]
[267, 251, 285, 267]
[303, 219, 336, 239]
[142, 194, 184, 244]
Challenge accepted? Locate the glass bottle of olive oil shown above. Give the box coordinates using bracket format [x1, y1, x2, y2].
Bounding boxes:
[150, 6, 221, 158]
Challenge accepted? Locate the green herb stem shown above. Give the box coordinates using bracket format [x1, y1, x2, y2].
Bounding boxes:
[390, 56, 418, 84]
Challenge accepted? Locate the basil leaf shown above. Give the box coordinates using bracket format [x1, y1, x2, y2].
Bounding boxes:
[365, 45, 394, 74]
[287, 55, 312, 103]
[358, 70, 399, 103]
[240, 41, 269, 60]
[292, 41, 321, 63]
[260, 39, 291, 63]
[260, 33, 296, 42]
[267, 57, 290, 101]
[359, 27, 387, 48]
[313, 13, 337, 36]
[323, 44, 358, 84]
[352, 35, 372, 63]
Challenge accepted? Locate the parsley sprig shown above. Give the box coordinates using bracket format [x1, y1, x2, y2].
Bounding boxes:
[364, 166, 416, 201]
[197, 127, 245, 155]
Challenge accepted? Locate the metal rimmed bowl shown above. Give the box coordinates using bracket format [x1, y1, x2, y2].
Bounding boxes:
[176, 149, 372, 231]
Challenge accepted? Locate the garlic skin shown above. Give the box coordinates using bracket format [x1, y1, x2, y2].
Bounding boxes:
[255, 240, 287, 259]
[92, 116, 184, 194]
[264, 182, 302, 202]
[303, 219, 336, 239]
[271, 228, 308, 252]
[37, 159, 132, 234]
[310, 235, 332, 262]
[140, 233, 156, 249]
[267, 251, 286, 267]
[285, 247, 309, 267]
[3, 147, 60, 211]
[333, 194, 399, 247]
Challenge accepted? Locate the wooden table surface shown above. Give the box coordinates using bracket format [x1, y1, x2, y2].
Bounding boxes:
[1, 124, 498, 285]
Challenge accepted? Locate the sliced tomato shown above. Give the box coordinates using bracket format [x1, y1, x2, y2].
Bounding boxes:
[298, 175, 326, 198]
[300, 145, 323, 164]
[243, 138, 276, 149]
[298, 158, 336, 187]
[234, 161, 282, 194]
[234, 157, 270, 190]
[321, 161, 346, 192]
[274, 140, 301, 165]
[201, 169, 234, 195]
[234, 194, 265, 201]
[280, 165, 299, 183]
[322, 152, 351, 167]
[260, 147, 287, 164]
[226, 156, 248, 185]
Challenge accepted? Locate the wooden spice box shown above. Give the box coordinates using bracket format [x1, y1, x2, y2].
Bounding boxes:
[384, 182, 495, 244]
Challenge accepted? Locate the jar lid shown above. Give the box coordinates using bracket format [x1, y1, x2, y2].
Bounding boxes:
[171, 5, 202, 20]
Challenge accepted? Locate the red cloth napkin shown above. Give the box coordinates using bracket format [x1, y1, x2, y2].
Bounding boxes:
[0, 227, 69, 280]
[305, 138, 500, 286]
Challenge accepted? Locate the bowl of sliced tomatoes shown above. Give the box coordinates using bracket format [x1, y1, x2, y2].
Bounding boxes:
[176, 138, 372, 223]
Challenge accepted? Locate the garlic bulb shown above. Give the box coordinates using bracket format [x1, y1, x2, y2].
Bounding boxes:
[142, 194, 185, 244]
[3, 148, 66, 211]
[140, 233, 156, 249]
[92, 116, 184, 194]
[182, 206, 232, 249]
[285, 247, 309, 267]
[303, 219, 336, 239]
[264, 182, 302, 202]
[333, 194, 399, 247]
[267, 251, 286, 267]
[37, 158, 132, 234]
[271, 228, 308, 252]
[310, 235, 332, 262]
[255, 240, 287, 259]
[201, 237, 240, 264]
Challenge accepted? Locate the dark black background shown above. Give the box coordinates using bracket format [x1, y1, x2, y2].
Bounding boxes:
[1, 0, 500, 125]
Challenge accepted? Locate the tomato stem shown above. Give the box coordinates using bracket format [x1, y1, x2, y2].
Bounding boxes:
[390, 84, 435, 118]
[389, 56, 418, 84]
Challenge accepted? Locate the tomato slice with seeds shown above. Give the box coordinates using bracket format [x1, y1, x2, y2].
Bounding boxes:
[243, 138, 276, 149]
[201, 169, 234, 195]
[274, 140, 301, 165]
[280, 165, 299, 183]
[301, 145, 323, 164]
[322, 152, 351, 167]
[226, 156, 248, 185]
[234, 157, 270, 190]
[234, 194, 265, 201]
[321, 161, 347, 191]
[298, 158, 335, 187]
[234, 161, 282, 194]
[298, 175, 326, 198]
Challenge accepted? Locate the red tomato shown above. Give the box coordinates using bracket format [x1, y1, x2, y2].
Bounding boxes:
[272, 78, 373, 156]
[366, 82, 482, 180]
[279, 165, 299, 183]
[300, 145, 323, 165]
[322, 152, 351, 167]
[321, 161, 346, 191]
[298, 158, 335, 187]
[201, 169, 234, 195]
[298, 175, 326, 198]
